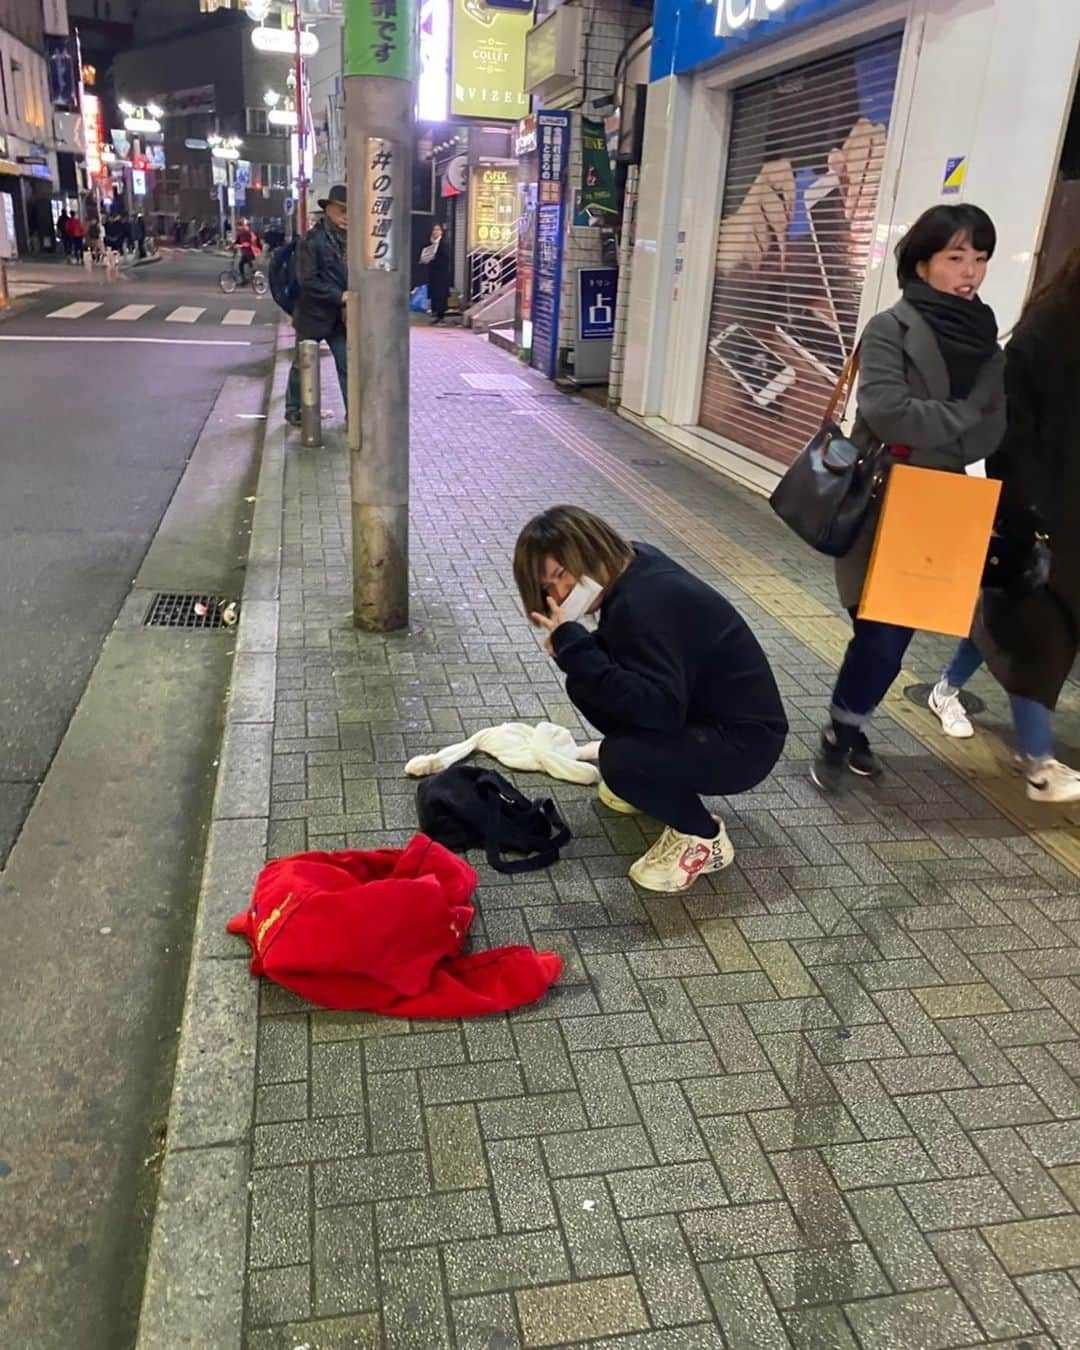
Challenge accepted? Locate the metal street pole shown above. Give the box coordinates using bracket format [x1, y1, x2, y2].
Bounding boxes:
[293, 0, 308, 235]
[343, 0, 414, 632]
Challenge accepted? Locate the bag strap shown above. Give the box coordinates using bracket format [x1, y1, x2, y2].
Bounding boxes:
[481, 782, 571, 876]
[821, 343, 861, 428]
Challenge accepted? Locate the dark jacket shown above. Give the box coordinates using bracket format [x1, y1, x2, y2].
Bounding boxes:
[975, 297, 1080, 708]
[293, 217, 347, 341]
[835, 298, 1006, 610]
[550, 543, 788, 742]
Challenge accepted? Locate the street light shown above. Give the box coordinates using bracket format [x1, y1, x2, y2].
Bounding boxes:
[264, 90, 281, 107]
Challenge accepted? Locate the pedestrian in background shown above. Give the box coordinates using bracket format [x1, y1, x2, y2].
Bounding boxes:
[516, 506, 788, 893]
[64, 212, 85, 263]
[57, 208, 71, 258]
[422, 223, 452, 325]
[285, 184, 349, 429]
[927, 240, 1080, 803]
[812, 204, 1006, 794]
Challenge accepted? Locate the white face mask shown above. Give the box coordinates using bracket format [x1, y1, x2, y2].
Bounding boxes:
[559, 575, 604, 623]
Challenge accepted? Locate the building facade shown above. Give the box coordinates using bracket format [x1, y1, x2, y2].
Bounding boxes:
[619, 0, 1080, 493]
[113, 7, 297, 234]
[0, 0, 84, 257]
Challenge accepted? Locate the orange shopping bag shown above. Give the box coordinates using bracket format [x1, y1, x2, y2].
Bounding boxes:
[858, 464, 1001, 637]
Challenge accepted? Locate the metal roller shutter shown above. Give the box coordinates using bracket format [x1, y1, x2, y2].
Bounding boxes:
[699, 32, 903, 467]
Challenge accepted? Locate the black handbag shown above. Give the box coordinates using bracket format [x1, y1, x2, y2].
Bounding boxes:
[982, 507, 1051, 594]
[769, 346, 890, 558]
[416, 766, 572, 875]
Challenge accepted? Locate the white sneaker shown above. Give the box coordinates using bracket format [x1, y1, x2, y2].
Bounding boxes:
[597, 780, 638, 814]
[929, 682, 974, 739]
[628, 817, 734, 892]
[1024, 758, 1080, 804]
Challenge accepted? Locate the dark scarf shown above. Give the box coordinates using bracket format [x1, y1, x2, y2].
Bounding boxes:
[323, 216, 346, 260]
[903, 279, 998, 397]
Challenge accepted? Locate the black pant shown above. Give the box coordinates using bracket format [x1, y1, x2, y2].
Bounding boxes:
[830, 614, 915, 735]
[429, 272, 450, 320]
[599, 722, 785, 837]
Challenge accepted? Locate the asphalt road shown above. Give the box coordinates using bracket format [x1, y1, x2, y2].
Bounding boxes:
[0, 251, 276, 1347]
[0, 250, 275, 865]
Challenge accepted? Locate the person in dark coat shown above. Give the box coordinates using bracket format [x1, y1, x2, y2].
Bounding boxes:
[286, 184, 348, 427]
[515, 506, 788, 893]
[424, 223, 452, 324]
[812, 204, 1006, 794]
[926, 241, 1080, 803]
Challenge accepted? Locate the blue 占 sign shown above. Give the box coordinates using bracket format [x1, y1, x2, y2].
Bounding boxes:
[530, 109, 571, 379]
[578, 267, 617, 341]
[650, 0, 876, 82]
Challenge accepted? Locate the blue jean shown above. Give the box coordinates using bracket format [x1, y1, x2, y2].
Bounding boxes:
[286, 329, 348, 417]
[830, 616, 915, 736]
[942, 637, 1053, 760]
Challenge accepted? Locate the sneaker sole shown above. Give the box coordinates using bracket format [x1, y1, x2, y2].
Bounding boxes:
[628, 853, 733, 893]
[810, 763, 843, 794]
[848, 762, 884, 779]
[1026, 784, 1080, 804]
[597, 787, 638, 815]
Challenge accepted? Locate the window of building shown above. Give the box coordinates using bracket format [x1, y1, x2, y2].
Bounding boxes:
[270, 163, 289, 190]
[10, 59, 23, 122]
[245, 107, 269, 135]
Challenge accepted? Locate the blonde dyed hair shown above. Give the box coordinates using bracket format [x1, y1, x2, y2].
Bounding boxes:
[513, 505, 633, 623]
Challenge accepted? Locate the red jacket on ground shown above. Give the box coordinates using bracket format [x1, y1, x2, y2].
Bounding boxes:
[226, 833, 561, 1017]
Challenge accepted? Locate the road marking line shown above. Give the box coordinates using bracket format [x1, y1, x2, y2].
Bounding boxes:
[0, 336, 252, 346]
[222, 309, 255, 326]
[107, 304, 155, 321]
[165, 306, 205, 323]
[46, 301, 103, 319]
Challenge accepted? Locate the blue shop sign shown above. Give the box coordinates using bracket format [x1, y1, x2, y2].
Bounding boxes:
[651, 0, 876, 82]
[578, 267, 617, 342]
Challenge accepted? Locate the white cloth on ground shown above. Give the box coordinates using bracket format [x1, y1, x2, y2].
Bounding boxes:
[405, 722, 601, 785]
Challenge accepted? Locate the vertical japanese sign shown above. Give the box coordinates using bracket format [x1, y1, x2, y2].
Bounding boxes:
[529, 109, 570, 378]
[345, 0, 415, 80]
[364, 137, 397, 270]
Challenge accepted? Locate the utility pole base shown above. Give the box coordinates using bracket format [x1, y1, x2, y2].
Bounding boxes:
[351, 503, 409, 631]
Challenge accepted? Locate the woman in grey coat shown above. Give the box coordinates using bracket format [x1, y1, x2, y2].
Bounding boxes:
[812, 204, 1006, 793]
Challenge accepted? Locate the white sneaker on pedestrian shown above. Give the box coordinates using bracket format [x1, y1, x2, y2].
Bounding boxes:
[929, 681, 974, 739]
[628, 817, 734, 893]
[1024, 758, 1080, 804]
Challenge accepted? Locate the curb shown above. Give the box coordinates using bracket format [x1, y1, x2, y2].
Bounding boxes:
[134, 324, 292, 1349]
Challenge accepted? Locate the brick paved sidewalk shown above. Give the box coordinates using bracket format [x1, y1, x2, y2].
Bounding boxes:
[242, 326, 1080, 1349]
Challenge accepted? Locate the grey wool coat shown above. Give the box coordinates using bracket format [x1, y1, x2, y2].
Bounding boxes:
[835, 298, 1007, 612]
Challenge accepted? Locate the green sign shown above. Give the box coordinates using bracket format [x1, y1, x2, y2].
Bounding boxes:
[573, 117, 617, 226]
[345, 0, 415, 80]
[451, 0, 530, 121]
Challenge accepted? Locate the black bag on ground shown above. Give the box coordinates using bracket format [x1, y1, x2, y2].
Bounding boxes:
[416, 766, 572, 875]
[769, 345, 889, 558]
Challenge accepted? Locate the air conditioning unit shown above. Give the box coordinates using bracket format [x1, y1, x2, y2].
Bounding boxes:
[525, 6, 583, 103]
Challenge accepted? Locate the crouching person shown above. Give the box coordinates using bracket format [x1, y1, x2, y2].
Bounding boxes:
[514, 506, 788, 892]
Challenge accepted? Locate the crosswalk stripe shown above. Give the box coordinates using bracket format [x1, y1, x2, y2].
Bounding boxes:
[47, 301, 103, 319]
[108, 304, 155, 321]
[165, 306, 205, 323]
[221, 309, 255, 326]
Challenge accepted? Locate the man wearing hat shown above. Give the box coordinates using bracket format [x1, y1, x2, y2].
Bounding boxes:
[286, 184, 348, 427]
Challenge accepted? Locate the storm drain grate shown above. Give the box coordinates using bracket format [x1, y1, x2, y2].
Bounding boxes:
[144, 593, 232, 630]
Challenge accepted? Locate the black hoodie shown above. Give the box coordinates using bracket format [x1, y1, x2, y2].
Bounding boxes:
[550, 543, 788, 741]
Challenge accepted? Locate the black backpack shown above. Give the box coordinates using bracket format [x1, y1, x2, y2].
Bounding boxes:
[269, 238, 300, 314]
[416, 767, 572, 875]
